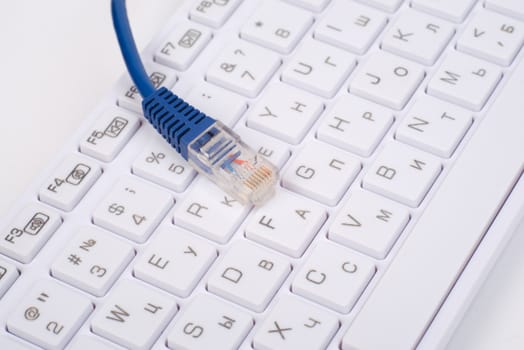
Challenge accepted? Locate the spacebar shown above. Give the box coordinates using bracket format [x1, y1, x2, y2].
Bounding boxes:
[342, 58, 524, 350]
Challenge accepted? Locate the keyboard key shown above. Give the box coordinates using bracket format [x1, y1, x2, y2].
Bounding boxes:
[395, 96, 472, 157]
[166, 294, 253, 350]
[155, 21, 212, 71]
[381, 9, 455, 65]
[240, 1, 313, 53]
[457, 10, 524, 66]
[349, 51, 425, 110]
[355, 0, 403, 12]
[363, 142, 442, 207]
[39, 155, 102, 211]
[316, 94, 394, 157]
[207, 240, 291, 312]
[133, 227, 217, 297]
[174, 178, 250, 243]
[79, 108, 140, 162]
[292, 241, 375, 313]
[0, 258, 19, 298]
[234, 125, 292, 169]
[284, 0, 331, 12]
[328, 189, 410, 259]
[50, 226, 134, 296]
[93, 177, 173, 243]
[69, 335, 121, 350]
[245, 190, 327, 257]
[7, 280, 93, 350]
[189, 0, 243, 28]
[411, 0, 476, 23]
[282, 39, 356, 98]
[117, 63, 177, 114]
[427, 51, 502, 111]
[282, 140, 361, 206]
[486, 0, 524, 21]
[206, 40, 281, 97]
[245, 83, 324, 144]
[91, 279, 177, 350]
[314, 1, 387, 54]
[252, 295, 339, 350]
[0, 204, 61, 263]
[185, 82, 247, 127]
[132, 129, 197, 192]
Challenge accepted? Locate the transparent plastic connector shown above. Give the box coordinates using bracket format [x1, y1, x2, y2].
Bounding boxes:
[187, 122, 278, 206]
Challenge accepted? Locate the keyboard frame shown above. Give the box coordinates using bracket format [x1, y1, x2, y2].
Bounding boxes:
[1, 0, 524, 349]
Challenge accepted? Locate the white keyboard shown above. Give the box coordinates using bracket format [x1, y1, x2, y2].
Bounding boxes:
[1, 0, 524, 349]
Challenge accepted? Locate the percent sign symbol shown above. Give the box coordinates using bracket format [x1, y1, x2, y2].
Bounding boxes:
[146, 152, 166, 164]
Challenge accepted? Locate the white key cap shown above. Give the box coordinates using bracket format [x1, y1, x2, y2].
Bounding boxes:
[166, 294, 253, 350]
[382, 9, 455, 65]
[206, 40, 281, 97]
[292, 241, 375, 313]
[133, 227, 217, 297]
[349, 51, 425, 110]
[155, 22, 212, 71]
[245, 189, 327, 257]
[7, 280, 92, 350]
[245, 83, 324, 144]
[253, 295, 339, 350]
[79, 108, 140, 162]
[69, 335, 121, 350]
[282, 39, 356, 98]
[284, 0, 331, 12]
[0, 259, 19, 298]
[457, 10, 524, 66]
[174, 178, 250, 243]
[207, 240, 291, 312]
[185, 82, 247, 127]
[240, 1, 313, 53]
[314, 1, 387, 54]
[93, 177, 173, 243]
[427, 51, 502, 111]
[328, 189, 410, 259]
[0, 204, 61, 263]
[355, 0, 403, 12]
[189, 0, 243, 28]
[132, 130, 197, 192]
[396, 96, 472, 157]
[117, 63, 177, 114]
[486, 0, 524, 21]
[363, 142, 441, 207]
[50, 226, 134, 296]
[316, 94, 394, 157]
[39, 155, 102, 211]
[91, 279, 177, 350]
[342, 45, 524, 350]
[411, 0, 476, 23]
[283, 140, 361, 206]
[234, 125, 292, 169]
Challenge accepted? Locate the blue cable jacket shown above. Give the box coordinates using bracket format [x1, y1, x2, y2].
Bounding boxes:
[111, 0, 216, 160]
[111, 0, 155, 97]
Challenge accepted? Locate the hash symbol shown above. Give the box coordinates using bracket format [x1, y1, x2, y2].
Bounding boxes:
[68, 254, 82, 266]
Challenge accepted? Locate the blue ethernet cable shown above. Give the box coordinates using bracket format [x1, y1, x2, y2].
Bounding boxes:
[111, 0, 277, 205]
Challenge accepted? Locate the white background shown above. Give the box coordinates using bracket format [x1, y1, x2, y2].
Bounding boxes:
[0, 1, 523, 349]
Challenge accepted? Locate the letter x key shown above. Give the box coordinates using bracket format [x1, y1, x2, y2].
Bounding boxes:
[268, 321, 293, 340]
